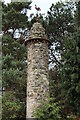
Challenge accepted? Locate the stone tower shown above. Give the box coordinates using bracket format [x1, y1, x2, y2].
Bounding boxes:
[25, 22, 50, 119]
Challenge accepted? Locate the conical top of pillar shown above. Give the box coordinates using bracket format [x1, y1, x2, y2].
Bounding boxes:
[25, 22, 51, 45]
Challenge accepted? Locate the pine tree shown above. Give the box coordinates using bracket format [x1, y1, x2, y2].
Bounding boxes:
[61, 1, 80, 117]
[44, 1, 75, 68]
[2, 2, 31, 119]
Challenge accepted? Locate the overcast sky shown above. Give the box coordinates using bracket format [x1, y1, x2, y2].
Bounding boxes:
[27, 0, 62, 17]
[3, 0, 65, 17]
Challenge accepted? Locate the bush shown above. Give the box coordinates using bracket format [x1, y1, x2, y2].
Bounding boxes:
[33, 96, 62, 120]
[2, 92, 25, 120]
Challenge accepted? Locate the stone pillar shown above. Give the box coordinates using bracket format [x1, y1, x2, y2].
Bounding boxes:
[25, 22, 51, 119]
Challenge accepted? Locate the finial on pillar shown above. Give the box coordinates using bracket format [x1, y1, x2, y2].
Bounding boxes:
[35, 4, 41, 22]
[36, 14, 39, 22]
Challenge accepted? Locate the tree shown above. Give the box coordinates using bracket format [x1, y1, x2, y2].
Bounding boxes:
[2, 2, 31, 119]
[44, 1, 75, 68]
[33, 96, 62, 120]
[61, 1, 80, 118]
[49, 68, 61, 100]
[2, 2, 31, 37]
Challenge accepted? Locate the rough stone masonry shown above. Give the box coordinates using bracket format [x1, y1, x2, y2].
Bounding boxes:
[25, 22, 51, 119]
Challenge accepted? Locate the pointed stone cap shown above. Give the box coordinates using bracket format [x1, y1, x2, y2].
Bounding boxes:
[25, 22, 51, 45]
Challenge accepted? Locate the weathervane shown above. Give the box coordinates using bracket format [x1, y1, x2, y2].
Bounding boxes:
[35, 4, 41, 22]
[35, 4, 41, 13]
[30, 5, 45, 22]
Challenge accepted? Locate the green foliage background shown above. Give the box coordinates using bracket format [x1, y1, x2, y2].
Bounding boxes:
[2, 1, 80, 120]
[2, 2, 31, 119]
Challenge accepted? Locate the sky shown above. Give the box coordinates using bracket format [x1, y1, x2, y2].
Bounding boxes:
[3, 0, 65, 17]
[27, 0, 61, 17]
